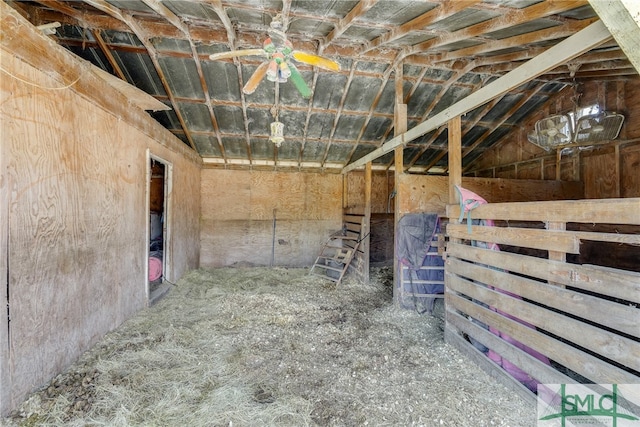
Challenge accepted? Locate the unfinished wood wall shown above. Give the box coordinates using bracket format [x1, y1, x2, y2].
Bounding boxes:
[0, 6, 201, 416]
[396, 175, 584, 216]
[468, 79, 640, 198]
[344, 171, 395, 214]
[200, 169, 342, 267]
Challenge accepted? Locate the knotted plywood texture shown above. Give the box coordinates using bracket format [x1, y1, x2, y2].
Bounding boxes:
[397, 175, 584, 216]
[200, 170, 342, 267]
[1, 37, 201, 417]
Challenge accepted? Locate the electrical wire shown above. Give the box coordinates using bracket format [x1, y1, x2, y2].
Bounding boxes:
[0, 65, 81, 90]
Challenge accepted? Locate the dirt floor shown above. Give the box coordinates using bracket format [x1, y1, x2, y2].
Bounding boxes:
[3, 267, 537, 426]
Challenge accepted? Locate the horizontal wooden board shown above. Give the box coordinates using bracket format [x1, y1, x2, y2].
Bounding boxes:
[447, 257, 639, 338]
[447, 198, 640, 225]
[447, 223, 580, 253]
[446, 292, 640, 384]
[446, 309, 575, 386]
[449, 223, 640, 248]
[446, 242, 640, 304]
[447, 274, 640, 372]
[443, 328, 537, 406]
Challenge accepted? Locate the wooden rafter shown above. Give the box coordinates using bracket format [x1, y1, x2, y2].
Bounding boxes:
[320, 61, 358, 168]
[343, 20, 613, 173]
[588, 0, 640, 74]
[396, 1, 589, 63]
[321, 0, 378, 52]
[353, 65, 395, 145]
[12, 0, 635, 174]
[91, 29, 126, 80]
[435, 17, 599, 64]
[299, 71, 321, 168]
[362, 0, 479, 54]
[143, 0, 227, 162]
[201, 0, 238, 49]
[462, 86, 575, 173]
[460, 83, 546, 162]
[403, 66, 488, 172]
[82, 0, 197, 150]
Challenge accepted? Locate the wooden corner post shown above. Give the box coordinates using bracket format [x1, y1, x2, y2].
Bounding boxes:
[393, 64, 406, 304]
[448, 116, 462, 204]
[363, 162, 372, 284]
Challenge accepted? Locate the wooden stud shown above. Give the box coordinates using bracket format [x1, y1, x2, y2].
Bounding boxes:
[448, 116, 462, 204]
[364, 162, 372, 284]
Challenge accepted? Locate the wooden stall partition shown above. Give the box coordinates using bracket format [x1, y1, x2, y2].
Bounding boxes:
[444, 198, 640, 403]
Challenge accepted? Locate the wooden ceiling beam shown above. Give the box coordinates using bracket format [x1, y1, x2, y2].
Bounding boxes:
[142, 0, 228, 163]
[35, 8, 244, 45]
[556, 69, 639, 80]
[342, 20, 612, 173]
[362, 0, 480, 54]
[320, 61, 358, 168]
[322, 0, 378, 51]
[207, 0, 237, 49]
[141, 0, 189, 35]
[91, 29, 126, 80]
[83, 0, 197, 151]
[460, 83, 546, 161]
[435, 17, 599, 64]
[299, 71, 321, 168]
[401, 1, 589, 61]
[404, 66, 489, 171]
[353, 65, 395, 146]
[377, 60, 477, 160]
[462, 86, 575, 173]
[343, 62, 396, 165]
[588, 0, 640, 74]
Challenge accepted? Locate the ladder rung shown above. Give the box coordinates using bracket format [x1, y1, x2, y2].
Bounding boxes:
[310, 272, 339, 282]
[316, 256, 346, 263]
[312, 264, 344, 272]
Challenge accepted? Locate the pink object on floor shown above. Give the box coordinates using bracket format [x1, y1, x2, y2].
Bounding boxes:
[149, 256, 162, 281]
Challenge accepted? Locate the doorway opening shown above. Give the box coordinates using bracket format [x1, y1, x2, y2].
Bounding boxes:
[147, 153, 172, 304]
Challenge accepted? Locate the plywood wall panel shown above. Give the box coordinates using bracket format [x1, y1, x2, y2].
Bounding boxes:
[621, 144, 640, 198]
[582, 150, 618, 198]
[200, 170, 342, 267]
[397, 175, 583, 216]
[496, 166, 517, 179]
[345, 171, 393, 214]
[1, 21, 201, 415]
[517, 162, 542, 180]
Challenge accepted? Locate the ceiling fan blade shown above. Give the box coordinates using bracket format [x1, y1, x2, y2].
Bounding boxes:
[243, 62, 268, 95]
[292, 51, 341, 71]
[209, 48, 266, 61]
[288, 63, 312, 98]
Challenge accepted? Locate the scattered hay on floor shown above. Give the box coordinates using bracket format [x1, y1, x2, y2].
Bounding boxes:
[4, 267, 536, 427]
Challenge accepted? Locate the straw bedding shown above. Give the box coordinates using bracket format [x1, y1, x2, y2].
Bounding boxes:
[4, 267, 535, 426]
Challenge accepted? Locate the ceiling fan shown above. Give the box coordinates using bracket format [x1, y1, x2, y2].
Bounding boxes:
[209, 14, 341, 98]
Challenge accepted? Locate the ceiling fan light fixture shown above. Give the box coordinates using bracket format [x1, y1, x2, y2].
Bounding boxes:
[266, 60, 278, 82]
[270, 121, 285, 147]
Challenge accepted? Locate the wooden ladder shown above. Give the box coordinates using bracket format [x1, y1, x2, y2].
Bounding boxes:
[310, 214, 364, 286]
